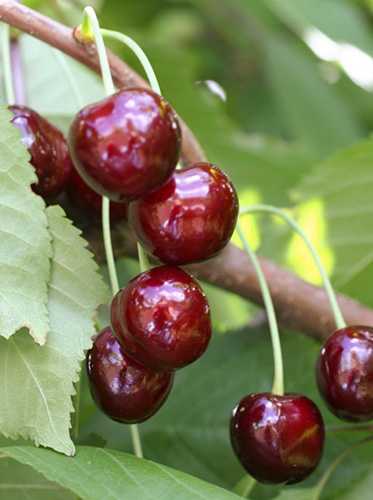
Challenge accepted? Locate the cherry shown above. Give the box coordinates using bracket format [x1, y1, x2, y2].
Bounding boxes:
[9, 105, 73, 200]
[127, 163, 239, 265]
[230, 393, 324, 485]
[68, 88, 181, 202]
[110, 265, 212, 372]
[67, 168, 127, 224]
[86, 326, 173, 424]
[316, 325, 373, 422]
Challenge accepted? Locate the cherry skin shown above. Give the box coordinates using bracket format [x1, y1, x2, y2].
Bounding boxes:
[9, 105, 73, 200]
[230, 393, 324, 485]
[68, 88, 181, 202]
[128, 163, 239, 266]
[67, 168, 127, 224]
[110, 266, 212, 372]
[316, 325, 373, 422]
[86, 326, 173, 424]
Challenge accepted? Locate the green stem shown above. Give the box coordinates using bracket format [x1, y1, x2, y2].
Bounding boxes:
[1, 23, 15, 103]
[311, 436, 373, 500]
[237, 221, 284, 395]
[240, 205, 346, 330]
[326, 424, 373, 434]
[50, 47, 85, 109]
[100, 28, 161, 95]
[232, 475, 256, 498]
[81, 6, 143, 460]
[82, 7, 115, 96]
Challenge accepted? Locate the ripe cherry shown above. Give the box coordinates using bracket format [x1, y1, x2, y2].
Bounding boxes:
[68, 88, 181, 202]
[316, 325, 373, 422]
[128, 163, 239, 265]
[110, 266, 212, 372]
[9, 105, 73, 200]
[86, 326, 173, 424]
[67, 168, 127, 224]
[230, 393, 324, 485]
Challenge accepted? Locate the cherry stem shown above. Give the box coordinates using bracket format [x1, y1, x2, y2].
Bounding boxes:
[237, 221, 284, 396]
[80, 6, 143, 460]
[232, 474, 256, 498]
[326, 424, 373, 434]
[1, 22, 15, 103]
[311, 435, 373, 500]
[50, 47, 85, 109]
[100, 29, 161, 95]
[240, 205, 346, 331]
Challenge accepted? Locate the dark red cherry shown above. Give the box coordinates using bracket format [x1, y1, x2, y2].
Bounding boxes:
[67, 168, 127, 224]
[9, 105, 73, 200]
[128, 163, 239, 265]
[316, 325, 373, 422]
[110, 266, 212, 371]
[68, 88, 181, 202]
[86, 326, 173, 424]
[230, 393, 324, 485]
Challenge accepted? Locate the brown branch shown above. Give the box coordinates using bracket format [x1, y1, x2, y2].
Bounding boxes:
[2, 0, 373, 340]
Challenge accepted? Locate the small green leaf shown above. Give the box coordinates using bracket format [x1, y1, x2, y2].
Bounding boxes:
[0, 206, 108, 455]
[0, 104, 52, 344]
[0, 446, 243, 500]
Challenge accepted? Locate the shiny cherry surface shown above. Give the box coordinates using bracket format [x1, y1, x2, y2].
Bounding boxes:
[230, 393, 324, 485]
[111, 266, 212, 371]
[316, 326, 373, 422]
[10, 105, 73, 200]
[86, 326, 173, 423]
[128, 163, 239, 265]
[67, 168, 127, 224]
[68, 88, 181, 202]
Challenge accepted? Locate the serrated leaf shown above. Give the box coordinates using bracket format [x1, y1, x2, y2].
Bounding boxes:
[0, 206, 108, 455]
[0, 446, 243, 500]
[0, 104, 52, 344]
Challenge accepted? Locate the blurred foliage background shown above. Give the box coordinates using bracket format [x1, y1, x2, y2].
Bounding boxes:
[2, 2, 373, 498]
[5, 0, 373, 328]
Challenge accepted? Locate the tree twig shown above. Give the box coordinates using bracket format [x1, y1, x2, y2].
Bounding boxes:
[1, 0, 373, 340]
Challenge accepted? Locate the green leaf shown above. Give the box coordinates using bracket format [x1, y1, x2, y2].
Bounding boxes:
[292, 139, 373, 304]
[0, 206, 108, 455]
[279, 0, 373, 56]
[0, 446, 243, 500]
[0, 455, 74, 500]
[265, 34, 362, 159]
[0, 105, 52, 344]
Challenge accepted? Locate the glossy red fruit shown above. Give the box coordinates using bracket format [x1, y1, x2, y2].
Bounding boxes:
[86, 326, 173, 424]
[68, 88, 181, 202]
[111, 266, 212, 371]
[316, 326, 373, 422]
[128, 163, 239, 265]
[9, 105, 73, 200]
[67, 168, 127, 224]
[230, 393, 324, 485]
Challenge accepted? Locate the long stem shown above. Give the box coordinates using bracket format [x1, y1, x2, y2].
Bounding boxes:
[311, 436, 373, 500]
[237, 221, 284, 395]
[101, 29, 161, 95]
[240, 205, 346, 330]
[1, 23, 15, 103]
[232, 475, 256, 499]
[81, 6, 143, 460]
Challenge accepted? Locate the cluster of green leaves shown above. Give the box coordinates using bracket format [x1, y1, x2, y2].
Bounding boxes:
[1, 0, 373, 499]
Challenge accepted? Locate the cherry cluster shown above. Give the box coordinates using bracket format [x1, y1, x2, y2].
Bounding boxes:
[63, 87, 239, 423]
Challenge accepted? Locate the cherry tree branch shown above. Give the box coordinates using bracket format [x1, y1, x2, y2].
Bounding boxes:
[1, 0, 373, 340]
